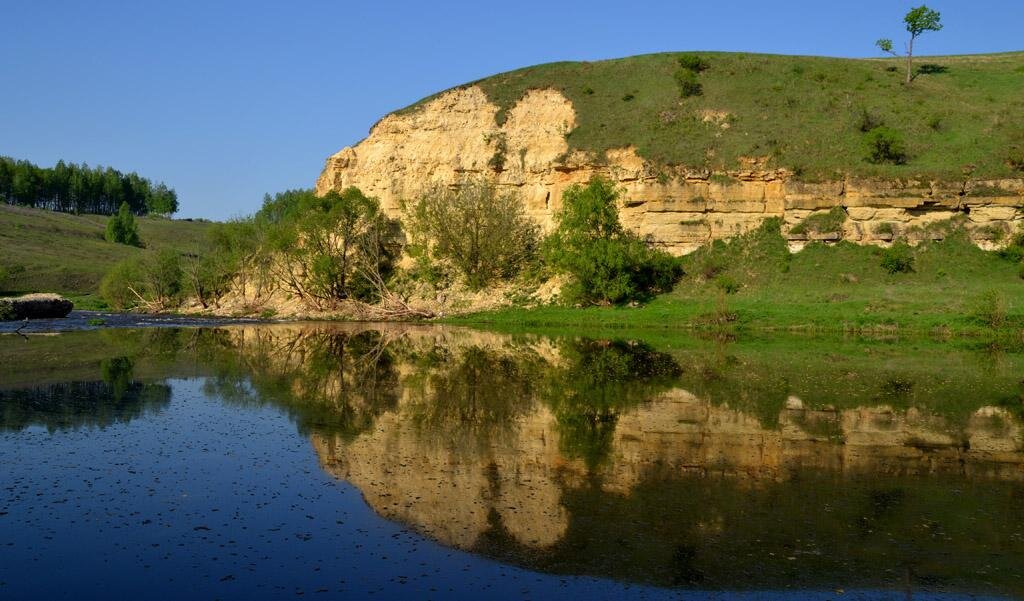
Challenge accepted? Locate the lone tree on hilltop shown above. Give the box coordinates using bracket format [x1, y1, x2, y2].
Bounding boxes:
[875, 5, 943, 85]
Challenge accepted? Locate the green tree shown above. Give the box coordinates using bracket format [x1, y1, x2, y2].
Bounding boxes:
[265, 188, 399, 305]
[402, 180, 539, 290]
[105, 201, 142, 246]
[542, 177, 682, 305]
[875, 5, 943, 85]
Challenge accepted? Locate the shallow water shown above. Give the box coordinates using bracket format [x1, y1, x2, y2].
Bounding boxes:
[1, 322, 1022, 599]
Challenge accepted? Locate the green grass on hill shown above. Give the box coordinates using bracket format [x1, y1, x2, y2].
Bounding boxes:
[400, 51, 1024, 181]
[448, 220, 1024, 336]
[0, 204, 214, 307]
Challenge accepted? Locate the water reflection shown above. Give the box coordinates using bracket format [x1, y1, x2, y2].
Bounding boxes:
[0, 356, 171, 431]
[2, 323, 1023, 596]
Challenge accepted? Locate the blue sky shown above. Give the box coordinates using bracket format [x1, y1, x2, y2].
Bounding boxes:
[2, 0, 1021, 219]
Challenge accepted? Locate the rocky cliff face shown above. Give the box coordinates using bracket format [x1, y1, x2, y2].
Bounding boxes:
[317, 87, 1024, 254]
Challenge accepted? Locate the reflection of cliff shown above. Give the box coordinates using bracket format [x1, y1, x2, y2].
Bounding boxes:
[202, 322, 1024, 593]
[315, 388, 1024, 555]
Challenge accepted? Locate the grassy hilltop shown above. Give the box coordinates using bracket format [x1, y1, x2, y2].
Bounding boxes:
[401, 51, 1024, 181]
[0, 204, 213, 307]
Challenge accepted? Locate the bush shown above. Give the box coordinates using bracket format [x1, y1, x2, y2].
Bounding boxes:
[674, 69, 702, 97]
[790, 207, 847, 235]
[677, 54, 709, 73]
[714, 274, 740, 294]
[267, 188, 399, 304]
[543, 177, 682, 305]
[998, 229, 1024, 263]
[864, 127, 908, 165]
[100, 249, 183, 310]
[403, 180, 539, 290]
[100, 259, 143, 310]
[880, 242, 915, 274]
[105, 201, 142, 246]
[973, 290, 1007, 328]
[1008, 147, 1024, 172]
[856, 107, 884, 133]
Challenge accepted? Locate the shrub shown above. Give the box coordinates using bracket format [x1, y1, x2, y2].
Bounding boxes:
[973, 290, 1007, 328]
[105, 201, 142, 246]
[856, 108, 884, 133]
[100, 258, 143, 310]
[714, 274, 740, 294]
[622, 93, 634, 102]
[674, 69, 702, 97]
[1008, 147, 1024, 172]
[677, 54, 709, 73]
[998, 229, 1024, 262]
[864, 126, 908, 164]
[880, 242, 915, 274]
[268, 188, 399, 304]
[543, 177, 682, 305]
[790, 207, 847, 235]
[99, 251, 182, 310]
[403, 180, 539, 290]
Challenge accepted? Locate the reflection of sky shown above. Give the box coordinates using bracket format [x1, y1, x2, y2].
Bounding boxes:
[0, 379, 1013, 600]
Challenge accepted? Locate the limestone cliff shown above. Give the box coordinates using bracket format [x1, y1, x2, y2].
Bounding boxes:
[317, 87, 1024, 254]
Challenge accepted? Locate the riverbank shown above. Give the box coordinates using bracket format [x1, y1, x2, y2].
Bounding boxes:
[448, 227, 1024, 338]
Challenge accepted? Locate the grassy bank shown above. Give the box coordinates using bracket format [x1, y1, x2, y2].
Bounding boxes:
[400, 50, 1024, 181]
[448, 221, 1024, 336]
[0, 204, 214, 307]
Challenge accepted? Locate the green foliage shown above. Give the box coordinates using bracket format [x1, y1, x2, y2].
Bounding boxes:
[0, 155, 176, 216]
[403, 180, 539, 290]
[856, 107, 884, 133]
[880, 242, 915, 274]
[998, 228, 1024, 263]
[714, 274, 741, 294]
[261, 188, 399, 304]
[904, 5, 943, 38]
[543, 177, 682, 305]
[875, 39, 895, 55]
[1008, 147, 1024, 172]
[485, 132, 508, 172]
[972, 289, 1007, 328]
[677, 53, 710, 73]
[105, 202, 142, 246]
[864, 126, 908, 164]
[99, 249, 182, 310]
[790, 207, 847, 235]
[673, 68, 702, 98]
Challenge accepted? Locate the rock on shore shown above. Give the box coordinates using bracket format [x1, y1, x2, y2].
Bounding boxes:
[0, 294, 74, 320]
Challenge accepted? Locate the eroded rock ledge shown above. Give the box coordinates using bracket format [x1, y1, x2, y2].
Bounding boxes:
[317, 87, 1024, 254]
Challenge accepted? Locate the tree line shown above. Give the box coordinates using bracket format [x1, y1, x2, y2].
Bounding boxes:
[0, 156, 178, 216]
[100, 178, 683, 313]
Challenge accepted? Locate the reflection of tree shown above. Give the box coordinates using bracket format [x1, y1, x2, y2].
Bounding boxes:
[0, 356, 171, 432]
[207, 330, 401, 439]
[403, 345, 541, 453]
[543, 339, 681, 470]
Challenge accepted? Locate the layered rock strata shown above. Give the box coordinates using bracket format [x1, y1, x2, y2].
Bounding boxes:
[316, 87, 1024, 254]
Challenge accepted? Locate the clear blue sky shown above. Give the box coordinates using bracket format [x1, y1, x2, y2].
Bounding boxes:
[2, 0, 1020, 219]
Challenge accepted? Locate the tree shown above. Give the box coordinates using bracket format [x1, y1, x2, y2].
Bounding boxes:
[105, 201, 142, 246]
[875, 5, 943, 85]
[402, 180, 540, 290]
[265, 188, 399, 306]
[542, 177, 682, 305]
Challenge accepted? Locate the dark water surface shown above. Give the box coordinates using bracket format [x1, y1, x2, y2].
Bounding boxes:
[1, 322, 1022, 600]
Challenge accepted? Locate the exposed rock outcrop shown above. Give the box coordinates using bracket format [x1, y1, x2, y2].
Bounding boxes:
[317, 87, 1024, 254]
[0, 293, 73, 320]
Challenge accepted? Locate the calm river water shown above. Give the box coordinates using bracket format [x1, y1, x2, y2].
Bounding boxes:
[1, 318, 1022, 599]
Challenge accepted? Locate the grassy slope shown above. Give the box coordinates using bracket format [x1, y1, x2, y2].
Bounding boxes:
[449, 222, 1024, 335]
[401, 51, 1024, 180]
[0, 204, 214, 306]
